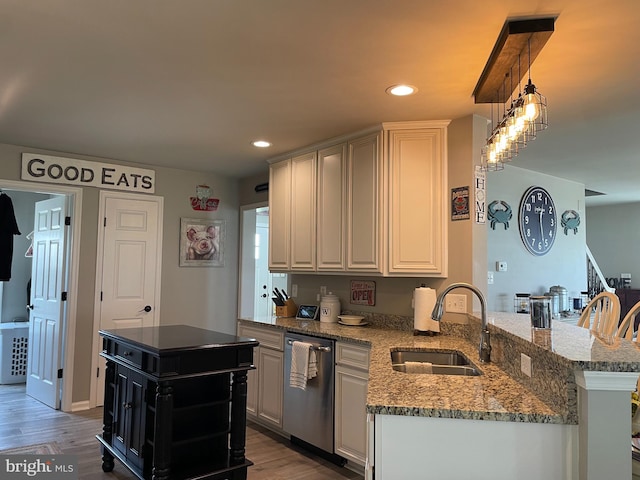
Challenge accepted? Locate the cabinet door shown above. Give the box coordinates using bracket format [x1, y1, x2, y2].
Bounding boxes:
[290, 152, 317, 270]
[269, 159, 291, 270]
[317, 144, 347, 271]
[257, 347, 284, 428]
[335, 364, 369, 465]
[347, 132, 382, 272]
[387, 127, 447, 276]
[112, 366, 146, 470]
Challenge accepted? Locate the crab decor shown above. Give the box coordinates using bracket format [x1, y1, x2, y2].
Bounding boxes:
[561, 209, 581, 235]
[488, 200, 512, 230]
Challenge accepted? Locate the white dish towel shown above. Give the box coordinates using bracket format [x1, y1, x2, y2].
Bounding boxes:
[289, 341, 317, 390]
[404, 361, 433, 374]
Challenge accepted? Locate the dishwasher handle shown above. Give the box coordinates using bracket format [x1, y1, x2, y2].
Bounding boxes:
[286, 339, 331, 352]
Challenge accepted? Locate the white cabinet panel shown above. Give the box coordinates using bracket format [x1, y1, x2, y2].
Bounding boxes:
[335, 341, 370, 467]
[386, 123, 448, 276]
[317, 144, 347, 271]
[347, 132, 382, 272]
[268, 160, 291, 270]
[290, 152, 317, 270]
[257, 347, 284, 428]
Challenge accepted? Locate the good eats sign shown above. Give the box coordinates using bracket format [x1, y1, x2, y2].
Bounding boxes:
[21, 153, 155, 193]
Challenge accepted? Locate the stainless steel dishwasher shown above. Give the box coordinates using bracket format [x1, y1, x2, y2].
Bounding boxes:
[283, 332, 338, 459]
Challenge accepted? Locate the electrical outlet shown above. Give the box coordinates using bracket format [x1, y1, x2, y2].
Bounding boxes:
[291, 284, 298, 297]
[320, 285, 327, 295]
[445, 294, 466, 313]
[487, 271, 494, 284]
[521, 353, 532, 377]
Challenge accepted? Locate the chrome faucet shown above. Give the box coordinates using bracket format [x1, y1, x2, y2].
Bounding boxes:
[431, 282, 491, 363]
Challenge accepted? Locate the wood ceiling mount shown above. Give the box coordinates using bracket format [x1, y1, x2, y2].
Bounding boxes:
[473, 18, 555, 104]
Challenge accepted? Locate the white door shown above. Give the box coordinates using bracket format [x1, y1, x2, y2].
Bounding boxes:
[254, 223, 273, 318]
[27, 196, 67, 409]
[95, 194, 163, 406]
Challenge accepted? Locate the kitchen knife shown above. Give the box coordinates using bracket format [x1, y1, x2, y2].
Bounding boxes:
[272, 296, 284, 306]
[274, 288, 286, 303]
[281, 289, 289, 300]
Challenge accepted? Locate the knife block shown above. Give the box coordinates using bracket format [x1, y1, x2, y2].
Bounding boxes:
[276, 299, 297, 318]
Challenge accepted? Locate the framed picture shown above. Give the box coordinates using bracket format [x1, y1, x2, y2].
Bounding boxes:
[179, 218, 225, 267]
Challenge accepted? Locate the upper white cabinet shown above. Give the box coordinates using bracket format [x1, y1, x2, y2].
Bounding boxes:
[268, 121, 448, 277]
[269, 152, 317, 271]
[317, 143, 347, 271]
[346, 132, 382, 273]
[268, 159, 291, 270]
[290, 152, 317, 270]
[384, 121, 448, 277]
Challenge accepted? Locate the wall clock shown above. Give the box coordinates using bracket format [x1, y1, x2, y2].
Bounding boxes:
[518, 186, 557, 256]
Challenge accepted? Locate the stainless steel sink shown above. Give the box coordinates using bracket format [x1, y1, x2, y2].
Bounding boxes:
[390, 349, 482, 376]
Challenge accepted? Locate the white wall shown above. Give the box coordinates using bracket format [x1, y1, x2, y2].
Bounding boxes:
[586, 202, 640, 288]
[486, 165, 587, 311]
[0, 143, 240, 403]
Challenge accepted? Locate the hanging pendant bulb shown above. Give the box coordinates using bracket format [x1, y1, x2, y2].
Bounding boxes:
[523, 79, 547, 133]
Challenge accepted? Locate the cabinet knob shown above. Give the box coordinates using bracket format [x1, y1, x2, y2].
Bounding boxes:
[123, 351, 131, 357]
[122, 402, 132, 409]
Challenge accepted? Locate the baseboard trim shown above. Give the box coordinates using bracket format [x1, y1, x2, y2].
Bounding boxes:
[71, 400, 91, 412]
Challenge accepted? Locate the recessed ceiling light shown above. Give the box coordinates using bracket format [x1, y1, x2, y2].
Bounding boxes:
[252, 140, 271, 148]
[386, 84, 418, 96]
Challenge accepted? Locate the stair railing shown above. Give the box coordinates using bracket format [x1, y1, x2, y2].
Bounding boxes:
[586, 245, 615, 298]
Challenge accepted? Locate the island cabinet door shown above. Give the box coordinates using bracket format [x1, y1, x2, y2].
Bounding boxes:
[112, 365, 147, 471]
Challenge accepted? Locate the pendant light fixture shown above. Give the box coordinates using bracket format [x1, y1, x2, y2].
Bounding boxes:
[473, 18, 555, 171]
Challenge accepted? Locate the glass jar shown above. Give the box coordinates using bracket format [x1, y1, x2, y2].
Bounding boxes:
[530, 296, 552, 330]
[514, 293, 530, 314]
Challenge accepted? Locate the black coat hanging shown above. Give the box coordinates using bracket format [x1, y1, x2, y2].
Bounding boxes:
[0, 192, 21, 281]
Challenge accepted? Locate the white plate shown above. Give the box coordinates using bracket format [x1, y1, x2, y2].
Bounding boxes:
[338, 320, 369, 327]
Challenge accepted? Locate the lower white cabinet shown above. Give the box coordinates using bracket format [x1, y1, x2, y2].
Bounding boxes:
[238, 323, 284, 431]
[335, 342, 370, 466]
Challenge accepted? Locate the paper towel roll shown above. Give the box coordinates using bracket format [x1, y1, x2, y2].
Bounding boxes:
[413, 286, 439, 333]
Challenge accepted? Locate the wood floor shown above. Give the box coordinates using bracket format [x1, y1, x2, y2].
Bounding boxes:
[0, 384, 362, 479]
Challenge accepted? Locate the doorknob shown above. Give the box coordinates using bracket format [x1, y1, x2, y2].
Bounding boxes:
[143, 305, 152, 312]
[261, 294, 268, 298]
[26, 304, 34, 310]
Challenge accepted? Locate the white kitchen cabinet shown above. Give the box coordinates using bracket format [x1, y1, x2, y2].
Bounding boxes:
[335, 342, 370, 467]
[268, 152, 317, 271]
[384, 121, 449, 276]
[256, 346, 284, 427]
[267, 121, 447, 276]
[317, 143, 347, 271]
[290, 151, 317, 270]
[237, 323, 284, 431]
[346, 132, 383, 273]
[268, 159, 291, 270]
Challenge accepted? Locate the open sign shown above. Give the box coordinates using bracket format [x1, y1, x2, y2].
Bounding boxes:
[350, 280, 376, 306]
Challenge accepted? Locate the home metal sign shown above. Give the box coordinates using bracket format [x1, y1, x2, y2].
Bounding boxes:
[21, 153, 155, 193]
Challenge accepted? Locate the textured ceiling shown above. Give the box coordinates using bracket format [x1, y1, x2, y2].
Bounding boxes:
[0, 0, 638, 206]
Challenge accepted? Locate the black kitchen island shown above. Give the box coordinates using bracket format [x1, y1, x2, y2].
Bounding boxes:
[97, 325, 259, 480]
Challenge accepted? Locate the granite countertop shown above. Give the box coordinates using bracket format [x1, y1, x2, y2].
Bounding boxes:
[485, 311, 640, 370]
[238, 314, 597, 425]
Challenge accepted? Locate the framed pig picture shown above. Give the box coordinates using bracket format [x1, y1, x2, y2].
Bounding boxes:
[179, 218, 225, 267]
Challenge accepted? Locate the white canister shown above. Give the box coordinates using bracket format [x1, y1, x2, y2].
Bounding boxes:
[320, 293, 341, 323]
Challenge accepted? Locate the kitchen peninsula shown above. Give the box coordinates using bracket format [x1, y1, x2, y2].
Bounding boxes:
[239, 312, 640, 480]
